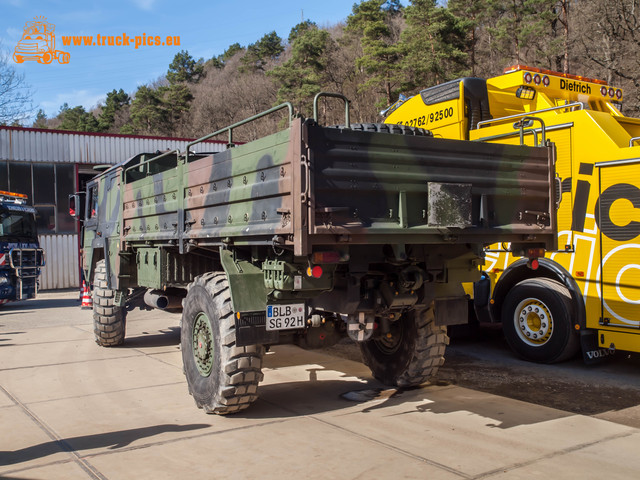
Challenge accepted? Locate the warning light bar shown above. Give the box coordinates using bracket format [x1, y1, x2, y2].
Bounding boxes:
[504, 65, 608, 86]
[0, 190, 28, 204]
[0, 190, 28, 199]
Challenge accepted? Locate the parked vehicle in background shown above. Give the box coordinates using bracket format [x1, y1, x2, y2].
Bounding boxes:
[0, 191, 45, 306]
[385, 65, 640, 364]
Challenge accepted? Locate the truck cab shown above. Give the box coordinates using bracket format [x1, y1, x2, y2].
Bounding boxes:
[0, 191, 45, 305]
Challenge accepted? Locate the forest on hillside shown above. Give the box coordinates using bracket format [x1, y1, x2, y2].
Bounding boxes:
[30, 0, 640, 141]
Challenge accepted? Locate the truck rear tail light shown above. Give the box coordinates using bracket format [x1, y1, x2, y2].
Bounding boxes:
[526, 247, 546, 258]
[609, 87, 615, 97]
[524, 72, 532, 84]
[533, 74, 541, 85]
[306, 266, 323, 278]
[542, 75, 550, 87]
[616, 89, 622, 99]
[601, 86, 608, 96]
[311, 251, 348, 264]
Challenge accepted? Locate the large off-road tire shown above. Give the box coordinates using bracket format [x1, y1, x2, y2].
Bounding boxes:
[181, 272, 264, 414]
[501, 278, 580, 363]
[332, 122, 432, 137]
[93, 259, 126, 347]
[360, 308, 449, 387]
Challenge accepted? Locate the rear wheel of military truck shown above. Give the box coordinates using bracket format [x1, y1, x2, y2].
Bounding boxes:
[360, 308, 449, 387]
[181, 272, 264, 414]
[93, 259, 127, 346]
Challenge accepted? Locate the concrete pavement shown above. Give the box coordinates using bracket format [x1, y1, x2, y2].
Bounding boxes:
[1, 291, 639, 479]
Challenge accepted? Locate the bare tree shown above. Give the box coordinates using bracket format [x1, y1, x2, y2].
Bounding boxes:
[575, 0, 640, 114]
[0, 42, 33, 125]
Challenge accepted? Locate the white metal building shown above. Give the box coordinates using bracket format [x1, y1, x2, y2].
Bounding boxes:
[0, 126, 226, 290]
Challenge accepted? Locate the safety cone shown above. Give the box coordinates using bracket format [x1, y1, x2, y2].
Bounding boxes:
[80, 281, 93, 309]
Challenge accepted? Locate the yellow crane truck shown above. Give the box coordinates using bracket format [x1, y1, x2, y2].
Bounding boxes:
[385, 65, 640, 364]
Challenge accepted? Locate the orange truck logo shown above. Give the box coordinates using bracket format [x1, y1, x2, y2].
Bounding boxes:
[13, 16, 70, 65]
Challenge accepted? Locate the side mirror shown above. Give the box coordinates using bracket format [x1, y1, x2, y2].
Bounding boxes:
[68, 193, 85, 219]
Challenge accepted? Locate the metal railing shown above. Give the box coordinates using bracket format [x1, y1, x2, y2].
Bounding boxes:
[313, 92, 351, 126]
[8, 247, 45, 300]
[476, 102, 584, 130]
[185, 102, 295, 162]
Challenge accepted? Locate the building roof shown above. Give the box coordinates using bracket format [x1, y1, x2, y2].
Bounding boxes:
[0, 126, 228, 164]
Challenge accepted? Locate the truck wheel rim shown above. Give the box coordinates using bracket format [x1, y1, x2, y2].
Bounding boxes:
[513, 298, 553, 347]
[193, 312, 214, 376]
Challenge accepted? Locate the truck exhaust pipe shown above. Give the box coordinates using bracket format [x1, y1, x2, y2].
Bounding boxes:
[144, 289, 184, 311]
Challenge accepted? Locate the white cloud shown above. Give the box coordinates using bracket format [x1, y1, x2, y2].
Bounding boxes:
[0, 28, 22, 51]
[132, 0, 156, 11]
[5, 27, 22, 42]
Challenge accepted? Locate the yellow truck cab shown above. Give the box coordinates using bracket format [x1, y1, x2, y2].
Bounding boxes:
[385, 65, 640, 364]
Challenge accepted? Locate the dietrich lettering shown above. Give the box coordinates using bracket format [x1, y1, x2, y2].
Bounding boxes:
[560, 78, 591, 94]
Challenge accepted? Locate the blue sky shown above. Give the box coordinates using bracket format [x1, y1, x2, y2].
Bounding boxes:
[1, 0, 398, 124]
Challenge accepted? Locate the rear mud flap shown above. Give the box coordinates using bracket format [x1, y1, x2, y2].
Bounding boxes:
[580, 330, 615, 365]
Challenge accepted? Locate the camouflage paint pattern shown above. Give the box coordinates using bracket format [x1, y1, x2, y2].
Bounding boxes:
[81, 114, 557, 308]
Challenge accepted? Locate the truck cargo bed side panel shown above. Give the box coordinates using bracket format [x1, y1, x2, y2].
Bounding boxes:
[122, 168, 179, 243]
[183, 127, 296, 244]
[305, 123, 554, 248]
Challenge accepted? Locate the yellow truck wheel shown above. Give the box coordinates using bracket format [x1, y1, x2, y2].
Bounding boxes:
[501, 278, 579, 363]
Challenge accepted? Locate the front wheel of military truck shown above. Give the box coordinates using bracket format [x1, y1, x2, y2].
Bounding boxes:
[181, 272, 264, 414]
[360, 308, 449, 387]
[93, 259, 127, 347]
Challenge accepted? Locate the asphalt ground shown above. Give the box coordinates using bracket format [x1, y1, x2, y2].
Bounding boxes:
[1, 291, 640, 479]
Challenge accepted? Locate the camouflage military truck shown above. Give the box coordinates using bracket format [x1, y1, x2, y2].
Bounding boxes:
[72, 94, 557, 414]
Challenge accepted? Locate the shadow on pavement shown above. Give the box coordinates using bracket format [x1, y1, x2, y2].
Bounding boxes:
[0, 328, 25, 348]
[0, 423, 210, 466]
[0, 297, 80, 314]
[123, 326, 181, 348]
[244, 375, 571, 429]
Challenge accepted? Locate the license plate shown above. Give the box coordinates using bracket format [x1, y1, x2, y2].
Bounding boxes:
[266, 304, 306, 331]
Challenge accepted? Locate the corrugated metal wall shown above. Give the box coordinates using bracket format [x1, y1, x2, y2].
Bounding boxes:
[38, 234, 79, 290]
[1, 127, 228, 290]
[0, 127, 226, 164]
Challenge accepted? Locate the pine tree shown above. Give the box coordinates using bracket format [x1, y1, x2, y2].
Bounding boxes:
[98, 89, 130, 132]
[269, 23, 334, 115]
[57, 103, 100, 132]
[448, 0, 487, 76]
[346, 0, 404, 107]
[32, 109, 47, 128]
[401, 0, 470, 90]
[485, 0, 559, 67]
[241, 32, 284, 72]
[127, 86, 168, 135]
[167, 50, 205, 84]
